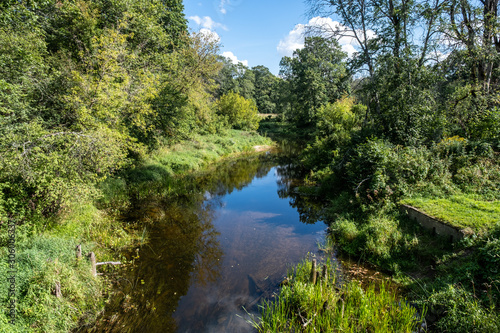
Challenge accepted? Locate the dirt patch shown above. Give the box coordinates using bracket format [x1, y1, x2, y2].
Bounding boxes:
[253, 145, 272, 152]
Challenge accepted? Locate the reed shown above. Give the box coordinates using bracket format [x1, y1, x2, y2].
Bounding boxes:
[253, 258, 425, 332]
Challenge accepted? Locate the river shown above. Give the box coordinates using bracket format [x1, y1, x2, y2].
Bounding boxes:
[88, 149, 334, 333]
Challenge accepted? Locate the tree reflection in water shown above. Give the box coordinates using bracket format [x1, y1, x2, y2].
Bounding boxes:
[89, 156, 275, 332]
[88, 145, 327, 333]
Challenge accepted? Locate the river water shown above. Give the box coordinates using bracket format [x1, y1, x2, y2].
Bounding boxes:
[89, 150, 333, 333]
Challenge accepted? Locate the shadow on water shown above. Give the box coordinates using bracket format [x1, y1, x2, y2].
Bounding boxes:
[85, 144, 330, 333]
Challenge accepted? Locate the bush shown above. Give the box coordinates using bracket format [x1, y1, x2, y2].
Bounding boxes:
[343, 138, 395, 203]
[315, 97, 365, 138]
[454, 160, 500, 199]
[216, 91, 260, 130]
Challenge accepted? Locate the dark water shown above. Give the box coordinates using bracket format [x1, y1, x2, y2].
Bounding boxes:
[88, 151, 330, 333]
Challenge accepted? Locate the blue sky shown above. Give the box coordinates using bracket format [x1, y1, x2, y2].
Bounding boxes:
[184, 1, 443, 76]
[184, 0, 317, 75]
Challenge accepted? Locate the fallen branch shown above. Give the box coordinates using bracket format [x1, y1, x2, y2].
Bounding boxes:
[96, 261, 122, 266]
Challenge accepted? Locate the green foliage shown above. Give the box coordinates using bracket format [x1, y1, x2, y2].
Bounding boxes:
[331, 214, 402, 262]
[330, 218, 362, 256]
[279, 36, 350, 127]
[426, 285, 500, 333]
[157, 0, 188, 49]
[368, 57, 441, 145]
[479, 233, 500, 281]
[0, 0, 227, 221]
[217, 92, 260, 130]
[215, 59, 255, 100]
[316, 97, 365, 138]
[252, 65, 279, 114]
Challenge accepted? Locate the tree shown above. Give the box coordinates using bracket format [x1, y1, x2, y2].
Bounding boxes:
[438, 0, 500, 139]
[159, 0, 188, 49]
[306, 0, 447, 144]
[215, 59, 255, 101]
[279, 36, 349, 127]
[252, 65, 279, 114]
[0, 0, 224, 219]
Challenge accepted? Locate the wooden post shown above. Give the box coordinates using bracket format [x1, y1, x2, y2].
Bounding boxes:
[76, 244, 82, 259]
[315, 271, 320, 285]
[89, 252, 96, 277]
[310, 259, 317, 284]
[321, 264, 327, 281]
[54, 281, 62, 298]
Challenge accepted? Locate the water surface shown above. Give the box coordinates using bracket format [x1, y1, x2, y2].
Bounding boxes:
[90, 153, 329, 333]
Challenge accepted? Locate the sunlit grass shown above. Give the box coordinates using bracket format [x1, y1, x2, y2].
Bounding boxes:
[252, 258, 424, 333]
[401, 194, 500, 231]
[150, 130, 273, 174]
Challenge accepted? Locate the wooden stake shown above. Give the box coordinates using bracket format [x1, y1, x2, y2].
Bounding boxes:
[89, 252, 96, 277]
[310, 259, 317, 284]
[321, 264, 327, 281]
[76, 244, 82, 259]
[54, 281, 62, 298]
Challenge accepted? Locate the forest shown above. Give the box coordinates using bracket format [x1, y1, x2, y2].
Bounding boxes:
[0, 0, 499, 331]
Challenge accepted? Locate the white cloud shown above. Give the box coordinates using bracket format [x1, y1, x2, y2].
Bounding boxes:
[218, 0, 242, 15]
[430, 50, 450, 62]
[189, 15, 228, 31]
[219, 0, 228, 14]
[222, 51, 248, 67]
[277, 16, 376, 58]
[199, 28, 221, 43]
[277, 23, 306, 56]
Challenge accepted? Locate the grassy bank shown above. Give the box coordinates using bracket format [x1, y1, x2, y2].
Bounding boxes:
[401, 195, 500, 231]
[0, 130, 272, 332]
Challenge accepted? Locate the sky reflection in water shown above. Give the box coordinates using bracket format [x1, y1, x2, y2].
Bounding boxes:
[174, 167, 326, 332]
[90, 156, 328, 333]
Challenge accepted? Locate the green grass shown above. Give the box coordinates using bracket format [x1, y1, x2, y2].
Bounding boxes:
[401, 194, 500, 231]
[124, 130, 273, 200]
[0, 200, 138, 332]
[253, 257, 424, 333]
[0, 232, 104, 332]
[149, 130, 273, 174]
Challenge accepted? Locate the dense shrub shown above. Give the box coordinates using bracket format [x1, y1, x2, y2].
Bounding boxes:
[216, 91, 260, 130]
[315, 97, 365, 138]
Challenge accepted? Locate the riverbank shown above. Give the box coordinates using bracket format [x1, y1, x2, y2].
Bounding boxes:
[253, 119, 500, 332]
[0, 130, 273, 333]
[253, 257, 424, 332]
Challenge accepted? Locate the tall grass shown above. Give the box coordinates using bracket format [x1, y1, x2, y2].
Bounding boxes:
[254, 258, 424, 332]
[0, 234, 104, 332]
